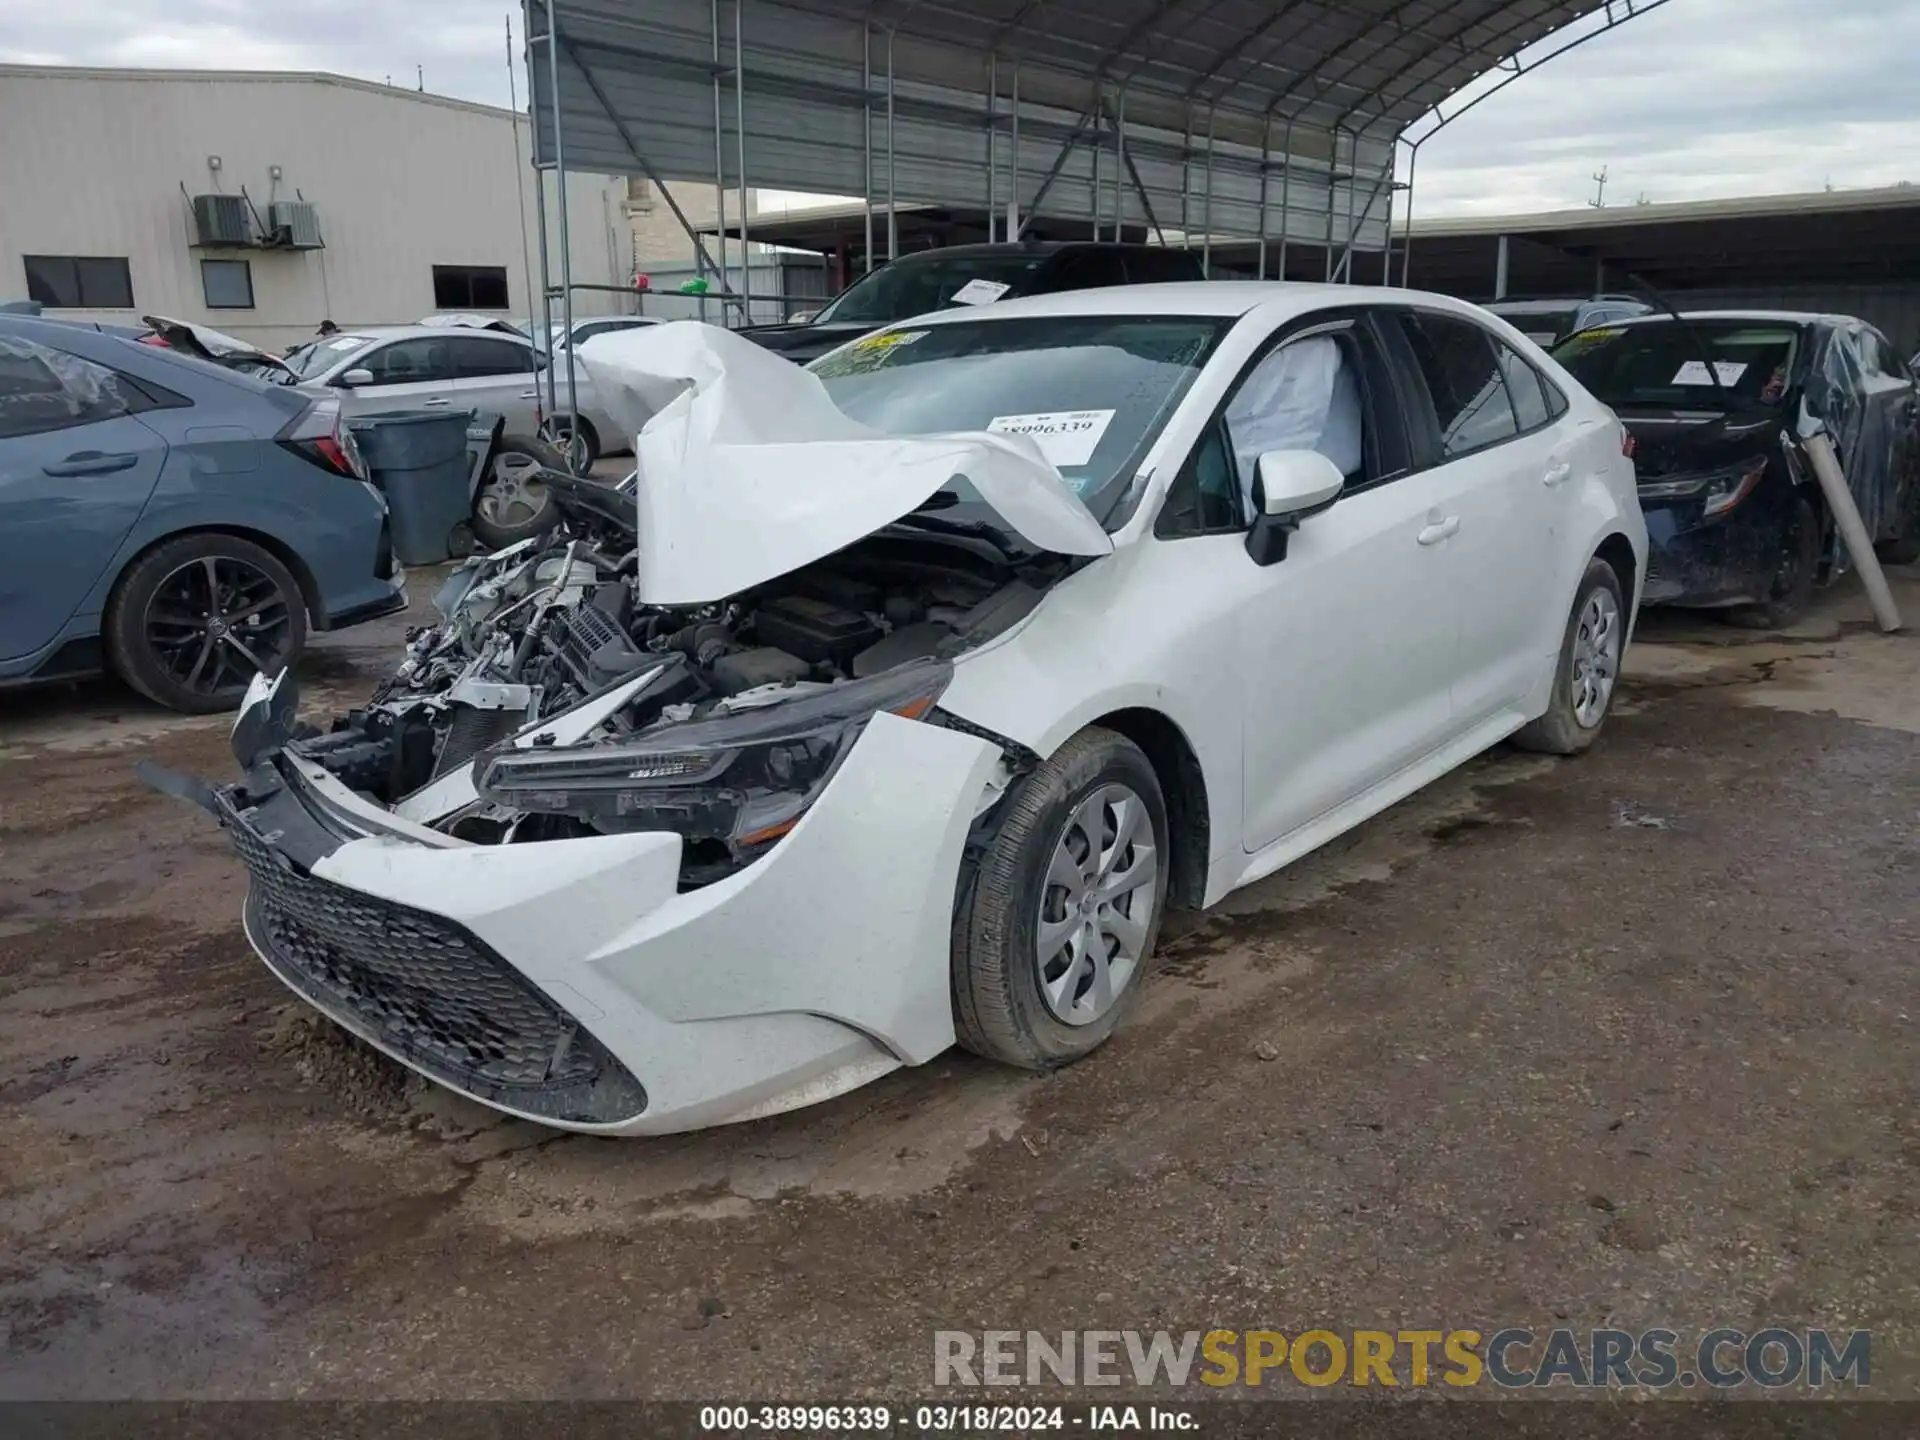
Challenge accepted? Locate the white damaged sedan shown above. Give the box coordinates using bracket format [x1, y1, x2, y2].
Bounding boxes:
[149, 283, 1646, 1134]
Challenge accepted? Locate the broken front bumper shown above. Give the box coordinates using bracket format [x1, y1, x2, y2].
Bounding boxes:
[204, 711, 1002, 1135]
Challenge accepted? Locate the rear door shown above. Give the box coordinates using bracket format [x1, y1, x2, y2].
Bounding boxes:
[1379, 309, 1568, 724]
[447, 334, 545, 431]
[0, 337, 169, 661]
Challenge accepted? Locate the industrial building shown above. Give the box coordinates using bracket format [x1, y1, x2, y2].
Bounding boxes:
[0, 65, 639, 350]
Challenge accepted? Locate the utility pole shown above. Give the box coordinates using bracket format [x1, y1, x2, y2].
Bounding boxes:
[1589, 164, 1608, 208]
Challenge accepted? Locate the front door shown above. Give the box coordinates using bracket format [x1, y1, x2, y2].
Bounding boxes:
[1215, 320, 1462, 854]
[334, 336, 459, 420]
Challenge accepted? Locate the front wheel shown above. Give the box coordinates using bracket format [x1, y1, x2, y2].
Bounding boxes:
[1512, 557, 1626, 756]
[952, 728, 1169, 1069]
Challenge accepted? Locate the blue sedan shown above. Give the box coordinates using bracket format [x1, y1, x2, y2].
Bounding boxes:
[0, 314, 406, 712]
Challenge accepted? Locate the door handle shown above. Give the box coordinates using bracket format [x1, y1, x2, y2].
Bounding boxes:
[1417, 515, 1460, 546]
[1543, 460, 1573, 487]
[420, 398, 452, 407]
[44, 451, 139, 477]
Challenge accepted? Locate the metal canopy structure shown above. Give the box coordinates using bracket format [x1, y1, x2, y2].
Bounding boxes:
[518, 0, 1670, 429]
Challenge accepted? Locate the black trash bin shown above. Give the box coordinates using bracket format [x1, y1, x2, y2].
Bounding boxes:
[348, 409, 474, 565]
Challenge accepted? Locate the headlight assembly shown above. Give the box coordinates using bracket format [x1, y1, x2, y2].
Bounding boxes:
[475, 659, 952, 853]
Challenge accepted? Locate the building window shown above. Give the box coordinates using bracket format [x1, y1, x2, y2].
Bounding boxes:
[431, 265, 509, 310]
[200, 259, 255, 310]
[23, 255, 135, 309]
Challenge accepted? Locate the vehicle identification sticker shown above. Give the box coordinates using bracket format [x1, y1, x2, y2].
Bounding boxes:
[951, 278, 1012, 306]
[987, 409, 1116, 467]
[1671, 360, 1748, 386]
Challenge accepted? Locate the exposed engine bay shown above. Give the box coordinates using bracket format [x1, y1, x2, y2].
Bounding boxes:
[284, 473, 1059, 884]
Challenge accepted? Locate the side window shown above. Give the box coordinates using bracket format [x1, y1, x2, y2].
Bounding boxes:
[1497, 344, 1552, 431]
[1224, 334, 1366, 510]
[451, 336, 534, 378]
[1155, 420, 1243, 539]
[1396, 311, 1519, 459]
[0, 338, 131, 439]
[361, 338, 454, 384]
[1157, 326, 1376, 540]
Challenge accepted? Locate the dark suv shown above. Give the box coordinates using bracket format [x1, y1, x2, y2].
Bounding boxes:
[741, 242, 1207, 365]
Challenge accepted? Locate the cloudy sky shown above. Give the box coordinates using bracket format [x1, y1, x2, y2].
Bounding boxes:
[3, 0, 1917, 217]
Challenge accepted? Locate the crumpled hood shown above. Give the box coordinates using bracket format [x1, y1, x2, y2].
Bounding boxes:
[575, 322, 1113, 606]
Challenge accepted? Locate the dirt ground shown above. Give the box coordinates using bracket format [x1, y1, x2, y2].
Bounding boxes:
[2, 564, 1917, 1401]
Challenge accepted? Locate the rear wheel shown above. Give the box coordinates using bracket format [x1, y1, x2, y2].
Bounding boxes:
[1724, 492, 1820, 629]
[471, 434, 565, 549]
[106, 533, 307, 714]
[1513, 557, 1625, 756]
[952, 728, 1169, 1069]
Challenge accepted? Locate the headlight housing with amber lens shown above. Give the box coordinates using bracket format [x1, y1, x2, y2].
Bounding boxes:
[476, 659, 952, 853]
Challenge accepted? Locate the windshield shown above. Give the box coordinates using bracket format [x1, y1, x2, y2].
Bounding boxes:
[813, 253, 1050, 326]
[287, 334, 375, 379]
[811, 314, 1225, 526]
[1553, 320, 1802, 410]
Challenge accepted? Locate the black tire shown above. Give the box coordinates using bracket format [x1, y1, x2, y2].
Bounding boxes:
[1724, 492, 1820, 629]
[471, 433, 566, 550]
[952, 727, 1170, 1069]
[105, 533, 307, 715]
[1512, 557, 1626, 757]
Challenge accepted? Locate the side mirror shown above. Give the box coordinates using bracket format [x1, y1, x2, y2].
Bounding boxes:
[337, 367, 374, 388]
[1246, 449, 1344, 566]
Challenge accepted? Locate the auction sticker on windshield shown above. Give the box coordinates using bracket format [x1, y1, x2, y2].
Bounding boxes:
[951, 278, 1012, 306]
[1672, 360, 1748, 386]
[988, 409, 1115, 468]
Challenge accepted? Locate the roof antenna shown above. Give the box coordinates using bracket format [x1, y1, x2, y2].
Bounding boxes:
[1589, 164, 1608, 209]
[417, 65, 425, 92]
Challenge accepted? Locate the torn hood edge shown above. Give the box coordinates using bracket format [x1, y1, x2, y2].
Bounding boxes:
[576, 321, 1114, 608]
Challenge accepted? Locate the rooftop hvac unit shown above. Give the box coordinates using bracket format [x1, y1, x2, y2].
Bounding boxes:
[192, 193, 251, 246]
[268, 200, 324, 250]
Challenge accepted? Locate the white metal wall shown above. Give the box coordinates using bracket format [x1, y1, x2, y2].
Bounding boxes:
[0, 66, 637, 351]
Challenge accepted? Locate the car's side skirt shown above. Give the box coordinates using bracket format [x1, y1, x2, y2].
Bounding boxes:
[1211, 707, 1530, 906]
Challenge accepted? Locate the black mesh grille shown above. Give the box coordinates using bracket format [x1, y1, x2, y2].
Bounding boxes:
[219, 789, 646, 1125]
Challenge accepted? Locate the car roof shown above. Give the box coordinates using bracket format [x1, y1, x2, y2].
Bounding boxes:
[886, 280, 1459, 325]
[1604, 310, 1836, 330]
[886, 240, 1174, 262]
[335, 325, 532, 344]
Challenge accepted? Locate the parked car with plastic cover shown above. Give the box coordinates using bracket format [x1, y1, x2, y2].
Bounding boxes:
[739, 241, 1208, 365]
[0, 313, 404, 712]
[286, 323, 626, 474]
[148, 286, 1644, 1134]
[1554, 311, 1920, 626]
